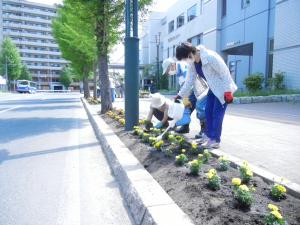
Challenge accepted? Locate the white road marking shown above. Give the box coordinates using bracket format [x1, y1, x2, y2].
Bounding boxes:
[0, 105, 23, 114]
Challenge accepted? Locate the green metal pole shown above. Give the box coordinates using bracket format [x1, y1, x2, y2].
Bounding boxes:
[125, 0, 139, 131]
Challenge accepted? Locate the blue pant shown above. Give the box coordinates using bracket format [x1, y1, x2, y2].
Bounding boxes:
[196, 96, 207, 121]
[111, 88, 115, 102]
[205, 90, 227, 143]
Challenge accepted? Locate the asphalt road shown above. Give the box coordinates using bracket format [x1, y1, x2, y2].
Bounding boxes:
[110, 98, 300, 184]
[0, 93, 134, 225]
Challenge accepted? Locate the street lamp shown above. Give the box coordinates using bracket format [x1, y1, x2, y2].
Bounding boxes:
[155, 32, 161, 89]
[124, 0, 139, 131]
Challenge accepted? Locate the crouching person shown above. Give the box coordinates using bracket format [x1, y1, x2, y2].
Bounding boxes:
[145, 93, 172, 129]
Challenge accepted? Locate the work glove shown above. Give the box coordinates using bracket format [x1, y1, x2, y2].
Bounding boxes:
[154, 121, 164, 129]
[224, 92, 234, 104]
[145, 120, 153, 130]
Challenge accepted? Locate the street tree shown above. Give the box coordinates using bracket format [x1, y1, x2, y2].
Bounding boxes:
[0, 37, 22, 88]
[52, 1, 97, 98]
[60, 66, 73, 89]
[73, 0, 153, 113]
[19, 65, 32, 81]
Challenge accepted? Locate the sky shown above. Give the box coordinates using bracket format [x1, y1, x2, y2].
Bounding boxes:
[28, 0, 178, 11]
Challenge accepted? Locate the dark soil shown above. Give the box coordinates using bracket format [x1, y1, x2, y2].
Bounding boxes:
[102, 115, 300, 225]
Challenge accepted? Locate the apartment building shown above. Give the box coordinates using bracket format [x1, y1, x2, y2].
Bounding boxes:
[0, 0, 68, 90]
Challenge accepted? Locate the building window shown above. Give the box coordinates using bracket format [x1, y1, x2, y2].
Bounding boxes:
[222, 0, 226, 17]
[188, 33, 203, 46]
[167, 47, 170, 58]
[168, 20, 174, 33]
[176, 13, 184, 28]
[241, 0, 250, 9]
[187, 4, 197, 22]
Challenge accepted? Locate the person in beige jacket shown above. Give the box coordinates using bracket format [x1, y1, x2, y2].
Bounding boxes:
[175, 43, 237, 149]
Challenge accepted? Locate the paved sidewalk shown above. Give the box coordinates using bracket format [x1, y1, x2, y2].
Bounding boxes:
[92, 99, 300, 185]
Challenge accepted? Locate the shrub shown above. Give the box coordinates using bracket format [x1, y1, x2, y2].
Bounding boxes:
[206, 168, 221, 190]
[202, 149, 212, 163]
[239, 161, 253, 183]
[218, 155, 230, 171]
[188, 159, 202, 175]
[264, 204, 286, 225]
[270, 184, 287, 200]
[244, 72, 264, 92]
[175, 149, 188, 166]
[190, 141, 199, 154]
[154, 140, 164, 150]
[268, 71, 285, 90]
[233, 184, 254, 208]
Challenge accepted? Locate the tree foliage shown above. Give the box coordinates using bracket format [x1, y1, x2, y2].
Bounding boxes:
[60, 66, 74, 88]
[0, 37, 22, 81]
[52, 0, 97, 97]
[73, 0, 153, 113]
[19, 65, 32, 81]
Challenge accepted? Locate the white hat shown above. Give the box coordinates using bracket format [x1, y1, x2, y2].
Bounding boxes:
[150, 93, 166, 108]
[162, 58, 175, 75]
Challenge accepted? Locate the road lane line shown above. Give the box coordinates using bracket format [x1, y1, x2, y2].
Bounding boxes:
[0, 105, 23, 114]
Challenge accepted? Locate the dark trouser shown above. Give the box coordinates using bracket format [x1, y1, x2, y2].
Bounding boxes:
[205, 90, 227, 143]
[153, 109, 172, 127]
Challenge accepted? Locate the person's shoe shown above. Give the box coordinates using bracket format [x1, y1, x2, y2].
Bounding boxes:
[195, 133, 209, 143]
[175, 125, 190, 134]
[195, 132, 206, 139]
[201, 139, 220, 149]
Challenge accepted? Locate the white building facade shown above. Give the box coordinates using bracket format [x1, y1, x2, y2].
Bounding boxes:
[0, 0, 68, 90]
[141, 0, 300, 90]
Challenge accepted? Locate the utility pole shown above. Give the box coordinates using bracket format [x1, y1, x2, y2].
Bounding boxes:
[124, 0, 139, 131]
[155, 32, 161, 90]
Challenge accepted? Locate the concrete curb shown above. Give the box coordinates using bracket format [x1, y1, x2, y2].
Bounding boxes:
[234, 94, 300, 104]
[81, 97, 194, 225]
[209, 149, 300, 199]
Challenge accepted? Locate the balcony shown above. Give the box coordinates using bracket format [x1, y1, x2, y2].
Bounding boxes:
[27, 65, 64, 70]
[3, 23, 52, 32]
[12, 40, 59, 48]
[2, 5, 56, 17]
[18, 49, 61, 56]
[22, 56, 68, 63]
[3, 30, 54, 40]
[2, 14, 52, 24]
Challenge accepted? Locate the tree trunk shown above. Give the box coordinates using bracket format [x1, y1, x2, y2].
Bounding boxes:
[93, 61, 97, 100]
[83, 66, 90, 98]
[99, 54, 111, 113]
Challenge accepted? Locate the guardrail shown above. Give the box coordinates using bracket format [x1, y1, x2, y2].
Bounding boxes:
[36, 90, 72, 93]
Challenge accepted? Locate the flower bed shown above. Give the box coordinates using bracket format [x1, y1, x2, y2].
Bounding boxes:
[101, 110, 300, 225]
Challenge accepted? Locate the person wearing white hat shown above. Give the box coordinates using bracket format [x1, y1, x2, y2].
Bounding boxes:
[162, 57, 198, 134]
[146, 93, 172, 129]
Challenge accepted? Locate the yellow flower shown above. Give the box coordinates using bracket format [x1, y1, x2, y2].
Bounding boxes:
[271, 210, 282, 219]
[232, 178, 241, 186]
[276, 184, 287, 193]
[191, 142, 198, 149]
[246, 169, 253, 177]
[204, 149, 209, 154]
[268, 204, 279, 212]
[181, 149, 186, 153]
[175, 156, 180, 160]
[198, 154, 203, 158]
[207, 172, 214, 179]
[239, 184, 249, 192]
